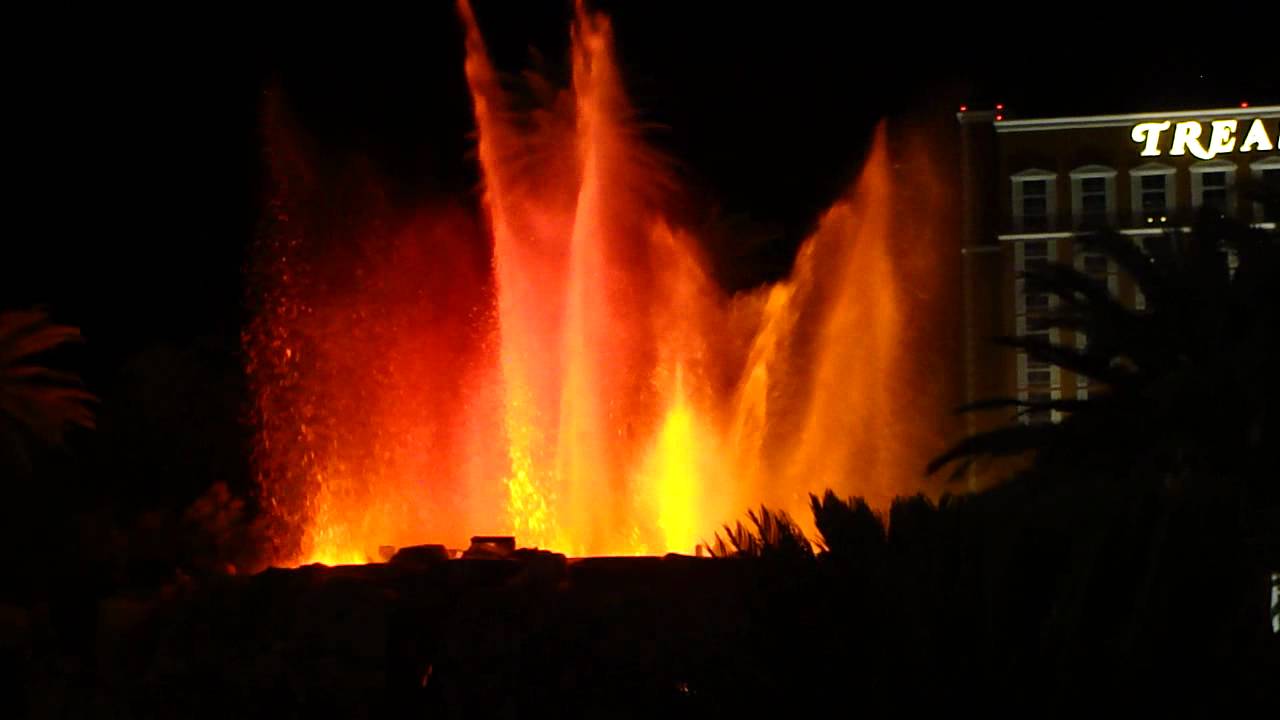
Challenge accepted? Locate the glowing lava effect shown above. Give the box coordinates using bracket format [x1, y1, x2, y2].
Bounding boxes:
[246, 1, 956, 565]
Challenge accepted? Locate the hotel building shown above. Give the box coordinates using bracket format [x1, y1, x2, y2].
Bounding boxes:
[956, 105, 1279, 444]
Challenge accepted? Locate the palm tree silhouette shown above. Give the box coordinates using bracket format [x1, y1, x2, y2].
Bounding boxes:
[0, 310, 95, 455]
[708, 505, 813, 559]
[928, 204, 1280, 665]
[929, 211, 1278, 491]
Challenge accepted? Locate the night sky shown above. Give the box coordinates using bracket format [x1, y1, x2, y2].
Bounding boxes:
[7, 3, 1276, 380]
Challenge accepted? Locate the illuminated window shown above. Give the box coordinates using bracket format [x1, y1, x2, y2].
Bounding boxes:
[1025, 314, 1052, 334]
[1191, 160, 1236, 216]
[1012, 169, 1057, 232]
[1022, 180, 1049, 230]
[1070, 165, 1116, 229]
[1026, 367, 1053, 387]
[1074, 244, 1117, 395]
[1025, 292, 1050, 314]
[1024, 390, 1053, 425]
[1022, 239, 1049, 270]
[1252, 157, 1280, 223]
[1141, 176, 1167, 214]
[1081, 178, 1108, 226]
[1075, 247, 1118, 297]
[1015, 239, 1061, 423]
[1130, 162, 1176, 226]
[1201, 172, 1227, 213]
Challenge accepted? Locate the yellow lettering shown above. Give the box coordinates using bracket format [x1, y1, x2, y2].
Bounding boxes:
[1131, 121, 1172, 156]
[1170, 121, 1213, 160]
[1239, 118, 1275, 153]
[1205, 120, 1237, 158]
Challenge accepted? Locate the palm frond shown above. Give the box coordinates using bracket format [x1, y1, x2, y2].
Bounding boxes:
[930, 212, 1280, 492]
[0, 311, 85, 366]
[926, 423, 1061, 479]
[992, 335, 1134, 387]
[809, 490, 885, 557]
[1074, 230, 1169, 306]
[0, 310, 95, 445]
[708, 505, 813, 559]
[954, 395, 1092, 417]
[1021, 260, 1117, 311]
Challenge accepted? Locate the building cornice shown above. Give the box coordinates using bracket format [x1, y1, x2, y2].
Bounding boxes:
[996, 223, 1276, 241]
[995, 106, 1280, 133]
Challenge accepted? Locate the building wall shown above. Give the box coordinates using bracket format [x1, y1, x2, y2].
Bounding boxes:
[957, 106, 1280, 487]
[996, 115, 1279, 231]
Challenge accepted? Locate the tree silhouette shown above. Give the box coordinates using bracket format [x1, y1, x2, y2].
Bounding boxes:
[0, 310, 95, 458]
[927, 205, 1280, 676]
[809, 489, 885, 559]
[707, 505, 812, 559]
[929, 211, 1278, 496]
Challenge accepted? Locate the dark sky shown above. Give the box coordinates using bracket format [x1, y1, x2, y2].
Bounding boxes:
[6, 3, 1276, 376]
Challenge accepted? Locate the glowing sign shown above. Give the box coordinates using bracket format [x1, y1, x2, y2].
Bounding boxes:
[1133, 118, 1276, 159]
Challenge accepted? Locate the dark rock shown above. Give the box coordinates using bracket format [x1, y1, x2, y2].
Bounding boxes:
[464, 536, 516, 559]
[511, 549, 568, 585]
[390, 544, 449, 568]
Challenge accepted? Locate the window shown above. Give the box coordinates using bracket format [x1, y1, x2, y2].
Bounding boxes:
[1026, 367, 1053, 388]
[1201, 171, 1227, 214]
[1075, 329, 1091, 397]
[1070, 165, 1116, 229]
[1025, 292, 1050, 314]
[1253, 158, 1280, 224]
[1022, 239, 1049, 270]
[1130, 162, 1176, 227]
[1265, 169, 1279, 222]
[1076, 246, 1118, 298]
[1022, 180, 1049, 230]
[1073, 244, 1118, 383]
[1080, 177, 1108, 227]
[1141, 175, 1167, 216]
[1072, 243, 1122, 397]
[1025, 390, 1053, 425]
[1015, 238, 1060, 423]
[1025, 314, 1052, 333]
[1012, 170, 1057, 232]
[1191, 160, 1235, 217]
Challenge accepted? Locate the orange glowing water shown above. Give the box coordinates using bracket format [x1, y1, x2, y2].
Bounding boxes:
[246, 1, 955, 565]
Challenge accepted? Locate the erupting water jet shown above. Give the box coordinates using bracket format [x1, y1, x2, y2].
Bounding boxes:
[246, 1, 956, 566]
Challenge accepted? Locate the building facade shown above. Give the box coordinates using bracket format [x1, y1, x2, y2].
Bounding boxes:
[956, 105, 1280, 468]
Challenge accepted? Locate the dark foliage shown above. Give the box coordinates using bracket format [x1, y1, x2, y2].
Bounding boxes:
[917, 202, 1280, 711]
[0, 310, 94, 459]
[809, 489, 885, 558]
[707, 505, 812, 560]
[930, 213, 1279, 489]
